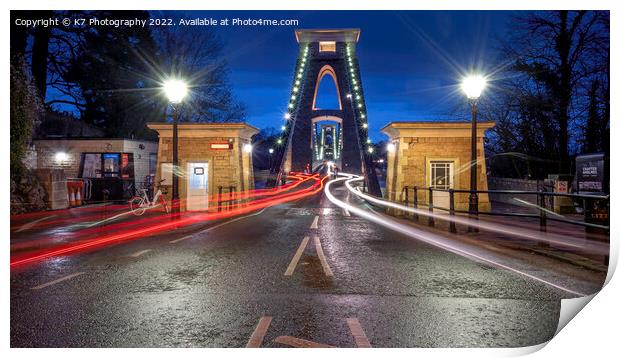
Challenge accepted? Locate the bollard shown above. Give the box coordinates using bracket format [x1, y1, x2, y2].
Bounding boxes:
[413, 186, 419, 221]
[229, 185, 235, 211]
[538, 190, 549, 247]
[218, 186, 223, 212]
[449, 189, 456, 233]
[428, 187, 434, 227]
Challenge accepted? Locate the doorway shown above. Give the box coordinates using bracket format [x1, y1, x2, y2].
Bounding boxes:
[186, 162, 209, 211]
[430, 161, 454, 210]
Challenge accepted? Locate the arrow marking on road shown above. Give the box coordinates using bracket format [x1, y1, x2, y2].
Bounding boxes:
[285, 236, 311, 276]
[169, 235, 193, 244]
[246, 316, 272, 348]
[274, 336, 335, 348]
[31, 272, 85, 290]
[314, 236, 333, 277]
[129, 249, 152, 257]
[310, 215, 319, 229]
[346, 318, 372, 348]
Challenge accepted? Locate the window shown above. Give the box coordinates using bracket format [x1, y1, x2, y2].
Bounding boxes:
[80, 153, 134, 179]
[431, 161, 453, 190]
[82, 154, 102, 178]
[103, 154, 120, 177]
[319, 41, 336, 52]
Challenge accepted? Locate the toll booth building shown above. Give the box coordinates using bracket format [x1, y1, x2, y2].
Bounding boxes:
[147, 122, 258, 212]
[382, 121, 495, 213]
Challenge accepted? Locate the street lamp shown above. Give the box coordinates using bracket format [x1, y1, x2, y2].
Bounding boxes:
[461, 74, 486, 221]
[163, 78, 188, 217]
[268, 148, 274, 173]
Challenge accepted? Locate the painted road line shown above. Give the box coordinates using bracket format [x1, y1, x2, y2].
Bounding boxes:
[201, 207, 267, 234]
[310, 215, 319, 229]
[322, 208, 332, 215]
[274, 336, 335, 348]
[346, 318, 372, 348]
[129, 249, 151, 257]
[246, 316, 273, 348]
[31, 272, 85, 290]
[342, 208, 351, 216]
[284, 236, 311, 276]
[15, 215, 58, 232]
[314, 236, 333, 277]
[169, 235, 193, 244]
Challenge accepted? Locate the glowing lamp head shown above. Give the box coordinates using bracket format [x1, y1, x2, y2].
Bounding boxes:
[387, 143, 396, 152]
[368, 147, 374, 154]
[163, 79, 188, 103]
[346, 93, 352, 99]
[243, 143, 253, 153]
[461, 74, 487, 100]
[268, 148, 274, 154]
[284, 113, 291, 119]
[55, 152, 68, 162]
[277, 138, 283, 144]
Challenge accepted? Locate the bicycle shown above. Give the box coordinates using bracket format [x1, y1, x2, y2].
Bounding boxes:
[129, 180, 170, 216]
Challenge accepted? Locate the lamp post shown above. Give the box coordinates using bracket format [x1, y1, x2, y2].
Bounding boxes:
[163, 79, 188, 217]
[461, 74, 486, 223]
[268, 148, 274, 173]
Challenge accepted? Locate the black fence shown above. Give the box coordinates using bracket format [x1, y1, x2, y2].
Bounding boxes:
[400, 186, 610, 235]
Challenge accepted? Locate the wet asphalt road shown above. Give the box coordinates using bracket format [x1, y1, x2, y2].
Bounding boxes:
[10, 180, 604, 347]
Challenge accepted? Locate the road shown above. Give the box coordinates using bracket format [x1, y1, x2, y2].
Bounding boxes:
[10, 179, 606, 347]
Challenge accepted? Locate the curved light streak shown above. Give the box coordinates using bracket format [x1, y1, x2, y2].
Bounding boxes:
[324, 175, 586, 296]
[343, 177, 608, 255]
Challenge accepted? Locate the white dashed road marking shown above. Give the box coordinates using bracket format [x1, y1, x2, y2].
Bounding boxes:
[274, 336, 335, 348]
[314, 236, 333, 277]
[310, 215, 319, 229]
[246, 316, 272, 348]
[285, 236, 311, 276]
[346, 318, 372, 348]
[15, 215, 58, 232]
[31, 272, 85, 290]
[169, 235, 193, 244]
[129, 249, 151, 257]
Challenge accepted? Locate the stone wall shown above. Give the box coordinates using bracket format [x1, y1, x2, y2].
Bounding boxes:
[149, 123, 258, 212]
[383, 121, 494, 212]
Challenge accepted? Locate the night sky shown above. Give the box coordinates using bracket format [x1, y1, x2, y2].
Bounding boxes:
[158, 10, 515, 141]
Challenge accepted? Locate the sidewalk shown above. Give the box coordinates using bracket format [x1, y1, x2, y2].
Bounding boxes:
[390, 206, 609, 274]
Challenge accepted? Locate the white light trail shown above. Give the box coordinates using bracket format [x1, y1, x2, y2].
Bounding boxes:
[343, 177, 608, 256]
[324, 176, 586, 296]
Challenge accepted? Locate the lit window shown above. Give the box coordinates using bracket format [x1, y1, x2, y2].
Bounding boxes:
[319, 41, 336, 52]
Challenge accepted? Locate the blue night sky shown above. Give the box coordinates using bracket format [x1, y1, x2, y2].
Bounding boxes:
[157, 10, 515, 141]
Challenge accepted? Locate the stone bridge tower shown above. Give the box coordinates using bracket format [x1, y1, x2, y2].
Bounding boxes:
[275, 29, 381, 196]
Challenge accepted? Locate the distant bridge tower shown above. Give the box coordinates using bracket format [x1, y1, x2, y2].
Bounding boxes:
[275, 28, 381, 196]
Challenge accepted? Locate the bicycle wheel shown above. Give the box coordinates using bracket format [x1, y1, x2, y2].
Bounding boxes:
[129, 197, 147, 216]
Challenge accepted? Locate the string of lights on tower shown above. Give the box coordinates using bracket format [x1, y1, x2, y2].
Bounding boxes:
[345, 43, 374, 154]
[278, 45, 311, 149]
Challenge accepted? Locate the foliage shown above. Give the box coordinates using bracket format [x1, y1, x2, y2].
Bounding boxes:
[10, 55, 43, 179]
[487, 10, 609, 178]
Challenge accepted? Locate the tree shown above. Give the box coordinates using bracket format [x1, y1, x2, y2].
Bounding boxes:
[150, 20, 245, 123]
[10, 55, 43, 178]
[500, 10, 609, 174]
[64, 11, 160, 139]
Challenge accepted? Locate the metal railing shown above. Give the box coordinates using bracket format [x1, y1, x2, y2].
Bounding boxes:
[217, 185, 237, 212]
[400, 186, 610, 234]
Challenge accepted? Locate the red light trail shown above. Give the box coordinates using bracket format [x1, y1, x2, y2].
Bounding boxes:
[11, 174, 327, 268]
